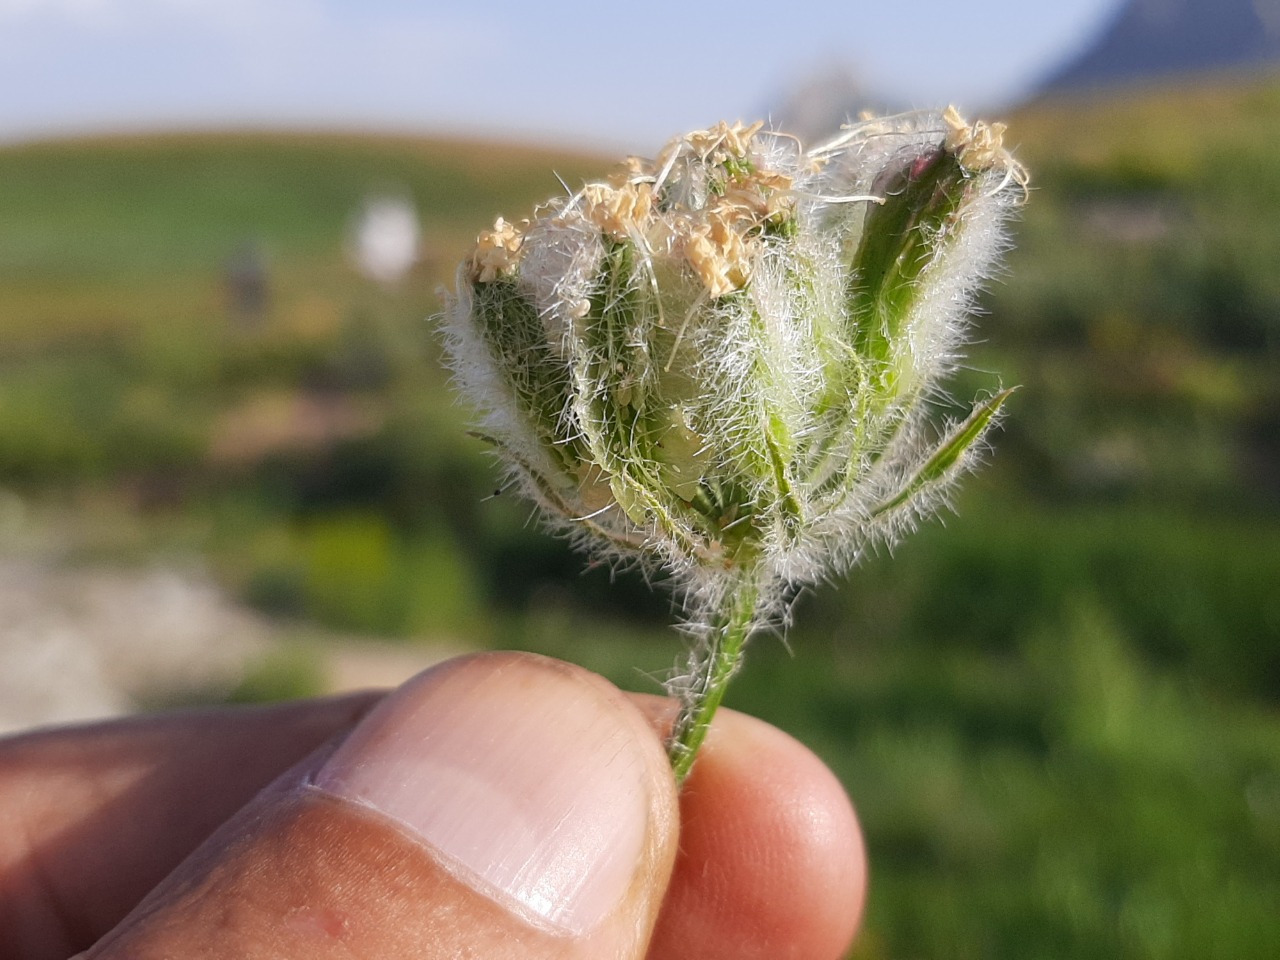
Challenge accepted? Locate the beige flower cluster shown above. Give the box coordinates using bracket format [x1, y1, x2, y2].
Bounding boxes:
[468, 216, 525, 284]
[943, 105, 1018, 176]
[466, 120, 796, 299]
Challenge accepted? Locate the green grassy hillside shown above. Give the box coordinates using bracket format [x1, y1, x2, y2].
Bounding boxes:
[1, 77, 1278, 959]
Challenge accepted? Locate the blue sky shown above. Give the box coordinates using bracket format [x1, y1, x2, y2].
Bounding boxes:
[0, 0, 1121, 151]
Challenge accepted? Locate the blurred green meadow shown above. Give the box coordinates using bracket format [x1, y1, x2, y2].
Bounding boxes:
[2, 75, 1279, 958]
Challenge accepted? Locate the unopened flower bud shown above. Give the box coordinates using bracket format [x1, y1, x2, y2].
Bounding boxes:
[443, 108, 1026, 779]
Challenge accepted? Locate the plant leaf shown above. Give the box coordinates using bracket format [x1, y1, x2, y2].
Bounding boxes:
[870, 387, 1015, 519]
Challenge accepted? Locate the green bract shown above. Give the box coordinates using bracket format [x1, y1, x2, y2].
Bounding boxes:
[444, 109, 1026, 780]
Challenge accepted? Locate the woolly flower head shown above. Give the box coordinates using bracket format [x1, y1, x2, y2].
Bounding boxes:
[443, 109, 1025, 618]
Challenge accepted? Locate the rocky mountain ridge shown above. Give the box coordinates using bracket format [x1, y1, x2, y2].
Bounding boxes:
[1039, 0, 1280, 93]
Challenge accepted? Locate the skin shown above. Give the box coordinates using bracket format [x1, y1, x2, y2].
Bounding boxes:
[0, 654, 865, 960]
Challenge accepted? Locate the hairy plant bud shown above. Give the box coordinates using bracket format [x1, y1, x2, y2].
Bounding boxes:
[442, 108, 1026, 778]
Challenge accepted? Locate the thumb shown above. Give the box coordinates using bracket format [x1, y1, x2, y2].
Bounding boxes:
[85, 652, 680, 960]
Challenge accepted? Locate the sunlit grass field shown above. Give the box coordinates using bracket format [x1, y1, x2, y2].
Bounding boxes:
[2, 75, 1278, 958]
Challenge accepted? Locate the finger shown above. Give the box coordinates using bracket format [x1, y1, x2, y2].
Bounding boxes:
[6, 663, 867, 960]
[0, 692, 380, 959]
[641, 700, 866, 960]
[84, 652, 680, 960]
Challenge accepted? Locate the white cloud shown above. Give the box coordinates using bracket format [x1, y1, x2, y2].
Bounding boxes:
[0, 0, 114, 25]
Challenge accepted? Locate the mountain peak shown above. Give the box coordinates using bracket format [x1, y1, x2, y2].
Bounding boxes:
[1039, 0, 1280, 94]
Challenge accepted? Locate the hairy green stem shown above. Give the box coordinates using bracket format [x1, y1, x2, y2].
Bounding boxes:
[666, 575, 761, 783]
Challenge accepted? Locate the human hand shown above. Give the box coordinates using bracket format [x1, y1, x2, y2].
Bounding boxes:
[0, 651, 865, 959]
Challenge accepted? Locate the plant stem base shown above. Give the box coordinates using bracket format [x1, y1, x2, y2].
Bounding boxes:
[666, 575, 760, 784]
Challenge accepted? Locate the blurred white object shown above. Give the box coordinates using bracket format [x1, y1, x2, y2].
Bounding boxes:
[350, 193, 422, 284]
[0, 562, 266, 734]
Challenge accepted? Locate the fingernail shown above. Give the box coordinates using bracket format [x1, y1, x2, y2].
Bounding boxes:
[312, 653, 654, 936]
